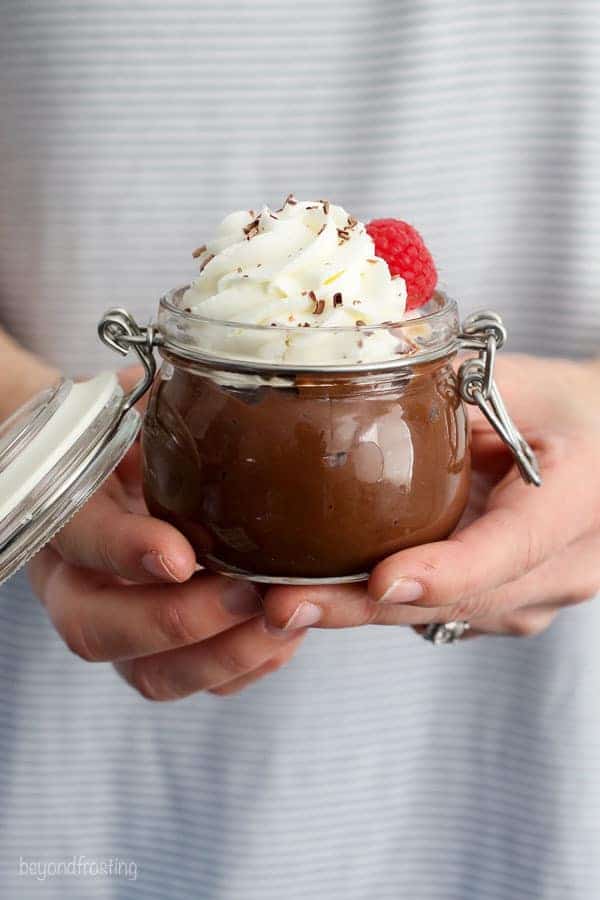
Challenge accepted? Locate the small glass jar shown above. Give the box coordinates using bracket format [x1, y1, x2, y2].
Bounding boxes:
[98, 287, 537, 585]
[141, 290, 469, 581]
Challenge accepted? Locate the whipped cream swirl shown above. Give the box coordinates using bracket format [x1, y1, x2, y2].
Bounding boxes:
[180, 197, 408, 364]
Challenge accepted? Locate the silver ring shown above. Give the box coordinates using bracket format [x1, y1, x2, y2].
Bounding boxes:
[423, 621, 471, 645]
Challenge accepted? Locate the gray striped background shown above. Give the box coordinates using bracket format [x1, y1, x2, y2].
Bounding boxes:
[1, 1, 599, 897]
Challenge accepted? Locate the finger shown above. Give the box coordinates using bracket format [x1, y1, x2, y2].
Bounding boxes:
[262, 509, 597, 633]
[29, 553, 264, 662]
[408, 531, 600, 635]
[368, 431, 598, 614]
[467, 533, 600, 635]
[208, 637, 303, 696]
[263, 581, 453, 630]
[470, 603, 560, 638]
[51, 486, 196, 583]
[117, 364, 148, 413]
[262, 583, 376, 630]
[410, 605, 559, 641]
[115, 440, 144, 498]
[115, 618, 306, 701]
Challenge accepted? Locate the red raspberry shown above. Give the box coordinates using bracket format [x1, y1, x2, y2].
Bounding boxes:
[366, 218, 437, 311]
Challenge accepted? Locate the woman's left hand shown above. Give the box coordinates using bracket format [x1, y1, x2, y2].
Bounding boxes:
[262, 355, 600, 638]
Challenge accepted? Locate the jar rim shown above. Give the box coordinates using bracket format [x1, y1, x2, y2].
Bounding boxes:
[155, 286, 460, 374]
[158, 286, 458, 333]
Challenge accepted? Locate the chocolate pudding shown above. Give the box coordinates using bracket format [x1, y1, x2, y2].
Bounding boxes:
[142, 355, 470, 579]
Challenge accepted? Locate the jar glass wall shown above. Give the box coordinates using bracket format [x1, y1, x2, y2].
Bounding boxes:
[141, 290, 470, 582]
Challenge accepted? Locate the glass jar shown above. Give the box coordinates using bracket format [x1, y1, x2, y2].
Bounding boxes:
[98, 287, 536, 584]
[142, 298, 469, 582]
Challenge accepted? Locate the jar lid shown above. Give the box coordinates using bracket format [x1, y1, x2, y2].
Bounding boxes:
[0, 372, 141, 586]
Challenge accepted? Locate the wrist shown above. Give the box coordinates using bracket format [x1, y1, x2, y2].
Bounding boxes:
[0, 335, 60, 420]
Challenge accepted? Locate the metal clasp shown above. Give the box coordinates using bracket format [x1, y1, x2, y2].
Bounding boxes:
[458, 310, 541, 487]
[98, 309, 161, 410]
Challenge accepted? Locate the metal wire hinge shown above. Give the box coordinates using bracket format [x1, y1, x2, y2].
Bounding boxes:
[97, 309, 161, 410]
[458, 311, 541, 486]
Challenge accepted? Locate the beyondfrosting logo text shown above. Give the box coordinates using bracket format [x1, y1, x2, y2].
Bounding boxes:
[17, 855, 138, 882]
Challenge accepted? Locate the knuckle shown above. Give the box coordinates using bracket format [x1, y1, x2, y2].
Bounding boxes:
[464, 593, 493, 619]
[505, 616, 538, 638]
[209, 652, 291, 697]
[151, 595, 197, 648]
[563, 587, 595, 607]
[128, 661, 177, 703]
[96, 538, 121, 577]
[419, 559, 441, 577]
[520, 527, 542, 575]
[445, 599, 475, 622]
[505, 611, 554, 638]
[262, 651, 291, 675]
[61, 617, 103, 663]
[363, 599, 383, 625]
[210, 641, 255, 679]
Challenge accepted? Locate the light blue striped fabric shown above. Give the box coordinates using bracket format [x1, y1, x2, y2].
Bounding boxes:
[1, 1, 600, 897]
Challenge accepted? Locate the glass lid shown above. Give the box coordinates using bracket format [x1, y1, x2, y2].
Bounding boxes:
[0, 372, 141, 587]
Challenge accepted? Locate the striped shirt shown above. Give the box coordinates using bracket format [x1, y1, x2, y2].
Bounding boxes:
[1, 1, 599, 897]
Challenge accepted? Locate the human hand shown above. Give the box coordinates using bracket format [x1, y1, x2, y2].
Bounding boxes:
[262, 355, 600, 638]
[27, 367, 305, 699]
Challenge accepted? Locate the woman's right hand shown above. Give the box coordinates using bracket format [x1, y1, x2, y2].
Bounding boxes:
[24, 369, 306, 700]
[27, 461, 305, 699]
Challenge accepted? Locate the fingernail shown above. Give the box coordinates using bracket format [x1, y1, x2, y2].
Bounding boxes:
[378, 579, 424, 604]
[221, 581, 263, 617]
[283, 602, 322, 630]
[142, 551, 181, 582]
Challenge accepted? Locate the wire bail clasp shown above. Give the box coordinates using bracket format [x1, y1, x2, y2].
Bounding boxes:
[98, 308, 161, 410]
[458, 310, 541, 487]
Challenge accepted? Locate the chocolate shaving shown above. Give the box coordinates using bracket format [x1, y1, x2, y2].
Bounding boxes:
[198, 253, 215, 272]
[355, 319, 366, 327]
[333, 292, 343, 307]
[191, 244, 207, 259]
[317, 224, 326, 235]
[285, 193, 297, 206]
[347, 216, 358, 229]
[352, 299, 362, 306]
[243, 216, 261, 240]
[183, 306, 192, 313]
[308, 290, 325, 315]
[322, 200, 330, 215]
[367, 258, 378, 265]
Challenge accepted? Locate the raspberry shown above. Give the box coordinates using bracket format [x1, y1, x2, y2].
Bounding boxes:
[366, 218, 437, 311]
